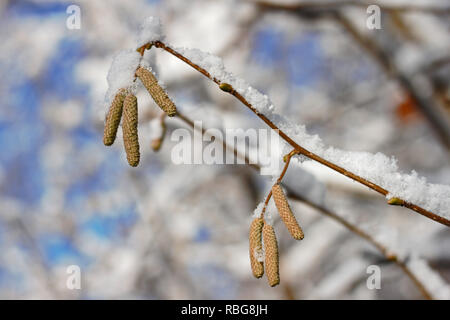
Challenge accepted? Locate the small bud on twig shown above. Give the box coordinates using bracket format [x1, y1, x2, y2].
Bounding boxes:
[136, 43, 152, 56]
[388, 197, 405, 206]
[219, 82, 233, 93]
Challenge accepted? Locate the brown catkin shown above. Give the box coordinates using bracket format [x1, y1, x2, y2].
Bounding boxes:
[103, 89, 126, 146]
[122, 93, 140, 167]
[263, 224, 279, 287]
[136, 67, 177, 117]
[272, 183, 304, 240]
[249, 217, 264, 278]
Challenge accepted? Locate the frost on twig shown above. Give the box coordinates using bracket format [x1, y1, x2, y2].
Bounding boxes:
[175, 46, 276, 115]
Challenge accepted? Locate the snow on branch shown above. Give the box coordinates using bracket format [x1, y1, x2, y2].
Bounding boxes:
[103, 17, 450, 225]
[159, 45, 450, 221]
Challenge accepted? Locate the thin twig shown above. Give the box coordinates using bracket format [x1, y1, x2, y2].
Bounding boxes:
[261, 149, 299, 218]
[277, 150, 299, 184]
[147, 41, 450, 227]
[261, 190, 272, 218]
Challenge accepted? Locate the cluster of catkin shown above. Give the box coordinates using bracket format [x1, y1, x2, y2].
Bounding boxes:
[249, 183, 304, 287]
[103, 66, 177, 166]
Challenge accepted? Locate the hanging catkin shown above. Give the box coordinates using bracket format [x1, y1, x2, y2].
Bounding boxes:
[103, 89, 126, 146]
[136, 67, 177, 117]
[272, 183, 304, 240]
[249, 217, 264, 278]
[122, 93, 140, 167]
[263, 223, 280, 287]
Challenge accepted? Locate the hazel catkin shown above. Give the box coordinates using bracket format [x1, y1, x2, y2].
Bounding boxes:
[103, 89, 126, 146]
[272, 183, 304, 240]
[136, 67, 177, 117]
[263, 223, 280, 287]
[122, 93, 140, 167]
[249, 217, 264, 278]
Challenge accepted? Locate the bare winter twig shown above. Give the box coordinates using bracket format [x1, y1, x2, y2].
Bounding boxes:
[138, 41, 450, 227]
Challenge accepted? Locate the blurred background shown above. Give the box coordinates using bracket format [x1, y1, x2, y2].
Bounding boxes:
[0, 0, 449, 299]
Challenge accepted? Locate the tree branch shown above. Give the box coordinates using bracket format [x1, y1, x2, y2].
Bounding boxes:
[143, 41, 450, 227]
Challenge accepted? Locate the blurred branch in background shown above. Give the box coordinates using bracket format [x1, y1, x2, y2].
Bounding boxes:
[333, 13, 450, 151]
[250, 0, 450, 151]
